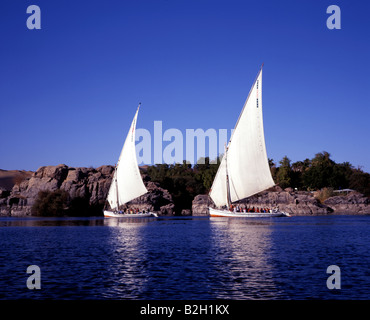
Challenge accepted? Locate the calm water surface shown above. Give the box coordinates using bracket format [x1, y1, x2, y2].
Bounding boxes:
[0, 215, 369, 299]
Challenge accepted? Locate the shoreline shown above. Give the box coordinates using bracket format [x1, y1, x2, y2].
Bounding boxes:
[1, 165, 369, 217]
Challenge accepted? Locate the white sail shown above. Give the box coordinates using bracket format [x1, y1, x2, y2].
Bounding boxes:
[106, 106, 148, 210]
[209, 68, 275, 207]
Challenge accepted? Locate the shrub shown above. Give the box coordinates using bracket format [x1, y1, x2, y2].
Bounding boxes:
[315, 187, 335, 203]
[31, 190, 69, 216]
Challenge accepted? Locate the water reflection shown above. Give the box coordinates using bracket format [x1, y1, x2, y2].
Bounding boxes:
[101, 218, 151, 299]
[102, 217, 283, 299]
[208, 217, 283, 299]
[0, 216, 105, 227]
[102, 217, 215, 299]
[103, 217, 157, 227]
[1, 216, 368, 299]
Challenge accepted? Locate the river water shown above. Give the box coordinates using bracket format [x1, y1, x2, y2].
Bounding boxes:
[0, 215, 369, 300]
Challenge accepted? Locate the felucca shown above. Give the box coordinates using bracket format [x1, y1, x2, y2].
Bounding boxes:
[104, 104, 157, 218]
[208, 67, 289, 217]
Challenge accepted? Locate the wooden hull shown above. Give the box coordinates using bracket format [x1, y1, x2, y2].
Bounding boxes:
[104, 210, 158, 218]
[209, 207, 289, 218]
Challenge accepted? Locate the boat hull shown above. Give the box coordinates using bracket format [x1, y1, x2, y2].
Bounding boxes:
[104, 210, 158, 218]
[209, 207, 289, 218]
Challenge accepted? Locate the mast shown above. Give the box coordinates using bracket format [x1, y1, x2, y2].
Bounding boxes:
[224, 144, 231, 209]
[115, 164, 119, 209]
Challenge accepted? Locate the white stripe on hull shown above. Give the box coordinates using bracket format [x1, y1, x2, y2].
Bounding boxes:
[104, 210, 158, 218]
[209, 207, 289, 218]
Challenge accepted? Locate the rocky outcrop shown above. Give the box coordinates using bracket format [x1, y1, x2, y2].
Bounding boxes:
[123, 181, 174, 215]
[241, 187, 331, 215]
[1, 165, 369, 217]
[323, 191, 370, 215]
[0, 164, 174, 217]
[192, 187, 370, 216]
[192, 194, 212, 216]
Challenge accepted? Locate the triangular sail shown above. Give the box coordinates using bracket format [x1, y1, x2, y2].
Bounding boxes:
[209, 68, 275, 207]
[106, 105, 148, 210]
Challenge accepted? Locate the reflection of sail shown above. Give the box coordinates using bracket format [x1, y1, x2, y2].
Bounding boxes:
[102, 218, 284, 299]
[103, 219, 149, 298]
[209, 218, 281, 299]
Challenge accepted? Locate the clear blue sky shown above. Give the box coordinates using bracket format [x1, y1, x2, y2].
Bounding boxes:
[1, 0, 369, 172]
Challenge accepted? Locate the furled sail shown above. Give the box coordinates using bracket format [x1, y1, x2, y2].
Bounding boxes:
[209, 68, 275, 207]
[106, 105, 148, 210]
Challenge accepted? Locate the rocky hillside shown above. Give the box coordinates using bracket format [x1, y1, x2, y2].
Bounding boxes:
[0, 164, 174, 216]
[1, 165, 369, 217]
[0, 169, 32, 192]
[192, 186, 370, 216]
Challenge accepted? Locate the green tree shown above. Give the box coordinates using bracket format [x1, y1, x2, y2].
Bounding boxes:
[194, 156, 221, 191]
[349, 168, 370, 197]
[31, 190, 69, 216]
[290, 159, 311, 189]
[276, 156, 293, 189]
[269, 158, 278, 182]
[330, 161, 352, 190]
[303, 151, 335, 189]
[147, 156, 221, 214]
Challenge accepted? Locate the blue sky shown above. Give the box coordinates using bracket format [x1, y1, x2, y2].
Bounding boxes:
[1, 0, 369, 172]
